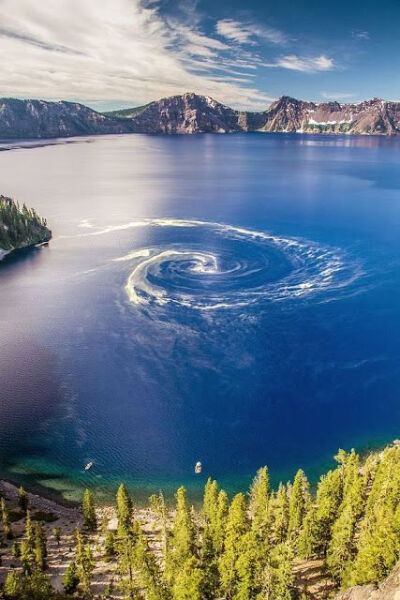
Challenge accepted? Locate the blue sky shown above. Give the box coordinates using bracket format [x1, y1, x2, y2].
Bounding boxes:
[0, 0, 398, 110]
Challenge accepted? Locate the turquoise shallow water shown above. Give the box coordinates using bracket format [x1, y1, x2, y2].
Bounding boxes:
[0, 133, 399, 504]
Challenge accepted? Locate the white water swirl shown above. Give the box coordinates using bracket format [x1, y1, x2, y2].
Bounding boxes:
[107, 219, 361, 310]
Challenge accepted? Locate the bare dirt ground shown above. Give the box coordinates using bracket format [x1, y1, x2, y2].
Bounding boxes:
[0, 480, 159, 598]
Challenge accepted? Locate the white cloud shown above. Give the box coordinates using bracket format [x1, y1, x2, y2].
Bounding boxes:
[0, 0, 273, 110]
[216, 19, 287, 46]
[266, 54, 334, 72]
[352, 30, 370, 40]
[321, 91, 355, 101]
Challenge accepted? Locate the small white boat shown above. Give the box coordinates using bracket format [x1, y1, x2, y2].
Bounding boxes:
[84, 462, 93, 471]
[195, 461, 202, 474]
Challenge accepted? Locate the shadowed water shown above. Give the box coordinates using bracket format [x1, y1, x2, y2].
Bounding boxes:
[0, 132, 400, 503]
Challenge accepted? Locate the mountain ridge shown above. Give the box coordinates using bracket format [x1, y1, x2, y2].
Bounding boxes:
[1, 93, 400, 138]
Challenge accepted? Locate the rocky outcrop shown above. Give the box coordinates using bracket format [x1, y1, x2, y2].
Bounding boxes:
[334, 562, 400, 600]
[120, 92, 247, 134]
[0, 98, 132, 139]
[260, 96, 400, 135]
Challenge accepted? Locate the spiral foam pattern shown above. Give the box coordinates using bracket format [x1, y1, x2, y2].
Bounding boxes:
[114, 219, 360, 310]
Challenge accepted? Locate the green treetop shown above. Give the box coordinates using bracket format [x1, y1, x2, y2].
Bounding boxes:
[116, 483, 133, 533]
[288, 469, 310, 539]
[219, 493, 249, 599]
[82, 489, 97, 531]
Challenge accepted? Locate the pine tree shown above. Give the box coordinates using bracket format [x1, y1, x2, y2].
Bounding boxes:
[20, 540, 33, 575]
[149, 491, 169, 560]
[105, 529, 116, 558]
[18, 486, 29, 514]
[173, 487, 196, 561]
[297, 504, 317, 559]
[25, 510, 35, 554]
[75, 529, 95, 598]
[34, 522, 47, 571]
[52, 526, 61, 547]
[203, 478, 219, 525]
[116, 483, 133, 533]
[235, 530, 260, 600]
[249, 466, 270, 540]
[270, 483, 289, 543]
[200, 525, 220, 599]
[11, 541, 21, 558]
[82, 489, 97, 531]
[133, 527, 168, 600]
[4, 571, 22, 599]
[288, 469, 310, 539]
[19, 511, 35, 574]
[314, 468, 342, 556]
[173, 556, 204, 600]
[1, 497, 12, 539]
[219, 493, 249, 599]
[117, 528, 138, 599]
[27, 571, 53, 600]
[260, 542, 294, 600]
[62, 560, 80, 594]
[213, 489, 229, 554]
[326, 503, 356, 582]
[351, 505, 398, 585]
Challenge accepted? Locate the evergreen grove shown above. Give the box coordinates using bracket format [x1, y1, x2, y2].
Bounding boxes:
[0, 196, 51, 251]
[2, 445, 400, 599]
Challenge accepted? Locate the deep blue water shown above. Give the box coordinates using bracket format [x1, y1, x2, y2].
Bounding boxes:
[0, 132, 400, 503]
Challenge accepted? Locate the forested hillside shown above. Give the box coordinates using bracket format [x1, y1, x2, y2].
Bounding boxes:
[1, 445, 400, 599]
[0, 196, 51, 254]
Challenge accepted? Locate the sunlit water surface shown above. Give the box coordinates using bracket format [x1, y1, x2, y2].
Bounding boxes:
[0, 133, 400, 503]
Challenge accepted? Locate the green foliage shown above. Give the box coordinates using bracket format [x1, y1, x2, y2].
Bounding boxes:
[4, 445, 400, 599]
[297, 505, 317, 559]
[249, 466, 270, 539]
[18, 487, 29, 514]
[82, 489, 97, 531]
[52, 527, 61, 546]
[74, 529, 94, 598]
[116, 483, 133, 533]
[166, 487, 196, 584]
[104, 529, 116, 558]
[33, 522, 47, 571]
[288, 469, 310, 541]
[219, 493, 249, 598]
[173, 556, 203, 600]
[261, 542, 294, 600]
[270, 483, 289, 543]
[149, 491, 169, 559]
[0, 196, 51, 251]
[4, 571, 22, 599]
[4, 571, 53, 600]
[314, 468, 342, 555]
[1, 498, 13, 539]
[62, 561, 79, 594]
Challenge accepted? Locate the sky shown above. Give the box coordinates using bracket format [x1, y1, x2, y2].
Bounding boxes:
[0, 0, 399, 111]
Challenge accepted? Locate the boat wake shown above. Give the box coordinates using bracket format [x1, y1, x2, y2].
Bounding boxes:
[106, 219, 362, 311]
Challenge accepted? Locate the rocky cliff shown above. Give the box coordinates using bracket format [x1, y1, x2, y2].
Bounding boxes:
[0, 98, 131, 139]
[109, 93, 400, 136]
[1, 94, 400, 139]
[335, 562, 400, 600]
[261, 96, 400, 135]
[118, 92, 248, 134]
